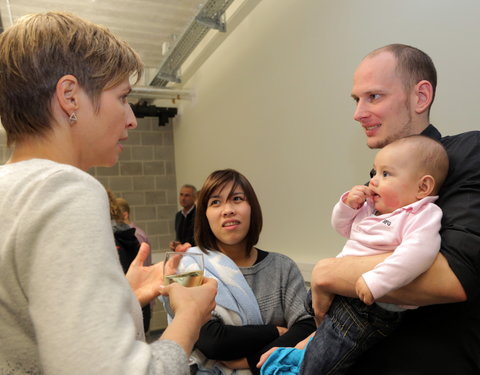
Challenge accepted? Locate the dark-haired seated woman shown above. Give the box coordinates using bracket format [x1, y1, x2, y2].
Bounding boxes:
[166, 169, 315, 375]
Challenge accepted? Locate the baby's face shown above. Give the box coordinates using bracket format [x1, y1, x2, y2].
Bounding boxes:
[368, 143, 424, 214]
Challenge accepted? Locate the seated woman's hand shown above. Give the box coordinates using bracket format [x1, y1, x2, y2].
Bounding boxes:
[257, 333, 313, 370]
[257, 347, 279, 368]
[294, 332, 314, 349]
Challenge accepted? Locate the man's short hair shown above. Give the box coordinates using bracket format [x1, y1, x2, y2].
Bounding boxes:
[181, 184, 197, 197]
[369, 44, 437, 110]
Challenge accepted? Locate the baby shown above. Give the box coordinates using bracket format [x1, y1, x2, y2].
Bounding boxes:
[261, 134, 449, 375]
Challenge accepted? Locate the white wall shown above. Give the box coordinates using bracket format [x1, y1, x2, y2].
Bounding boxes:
[173, 0, 480, 264]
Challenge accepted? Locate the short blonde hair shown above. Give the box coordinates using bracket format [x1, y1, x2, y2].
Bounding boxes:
[0, 12, 143, 146]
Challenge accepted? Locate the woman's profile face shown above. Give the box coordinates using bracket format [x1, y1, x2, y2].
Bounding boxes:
[73, 77, 137, 170]
[206, 181, 251, 251]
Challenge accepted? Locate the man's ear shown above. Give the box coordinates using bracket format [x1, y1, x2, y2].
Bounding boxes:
[413, 80, 433, 115]
[54, 75, 80, 116]
[417, 175, 435, 199]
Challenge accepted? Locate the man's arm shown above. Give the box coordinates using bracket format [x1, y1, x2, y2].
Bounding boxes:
[311, 253, 466, 312]
[383, 253, 466, 305]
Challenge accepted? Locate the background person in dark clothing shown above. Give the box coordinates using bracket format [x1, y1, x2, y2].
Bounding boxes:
[170, 184, 197, 251]
[108, 190, 151, 333]
[116, 196, 153, 332]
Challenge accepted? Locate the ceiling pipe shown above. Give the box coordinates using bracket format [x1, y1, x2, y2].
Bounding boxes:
[130, 86, 194, 100]
[149, 0, 236, 87]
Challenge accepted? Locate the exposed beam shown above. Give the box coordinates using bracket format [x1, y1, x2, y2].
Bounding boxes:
[149, 0, 236, 87]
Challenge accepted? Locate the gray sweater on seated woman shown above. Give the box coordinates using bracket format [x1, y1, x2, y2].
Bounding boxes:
[195, 250, 315, 373]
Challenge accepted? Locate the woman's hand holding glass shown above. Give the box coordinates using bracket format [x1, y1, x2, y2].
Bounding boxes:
[159, 277, 217, 355]
[160, 277, 217, 324]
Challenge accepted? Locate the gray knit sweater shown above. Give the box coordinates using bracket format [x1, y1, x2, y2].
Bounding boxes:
[240, 252, 311, 328]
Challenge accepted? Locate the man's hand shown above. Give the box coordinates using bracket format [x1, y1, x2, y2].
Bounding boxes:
[257, 347, 279, 368]
[169, 240, 180, 251]
[169, 241, 192, 252]
[310, 253, 466, 308]
[126, 243, 164, 307]
[344, 185, 373, 209]
[355, 276, 374, 305]
[311, 287, 334, 326]
[175, 242, 192, 252]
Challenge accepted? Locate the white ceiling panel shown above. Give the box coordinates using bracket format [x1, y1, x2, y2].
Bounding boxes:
[0, 0, 205, 69]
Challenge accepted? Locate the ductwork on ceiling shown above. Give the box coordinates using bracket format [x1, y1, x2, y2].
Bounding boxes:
[150, 0, 236, 87]
[131, 0, 236, 101]
[0, 1, 239, 117]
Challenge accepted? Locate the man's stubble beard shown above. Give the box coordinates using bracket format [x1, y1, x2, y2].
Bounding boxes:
[368, 99, 414, 149]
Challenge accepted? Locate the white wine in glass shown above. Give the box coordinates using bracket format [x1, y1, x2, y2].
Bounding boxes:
[163, 251, 204, 287]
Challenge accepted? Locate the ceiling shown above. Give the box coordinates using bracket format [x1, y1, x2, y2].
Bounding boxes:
[0, 0, 248, 101]
[0, 0, 204, 70]
[0, 0, 211, 89]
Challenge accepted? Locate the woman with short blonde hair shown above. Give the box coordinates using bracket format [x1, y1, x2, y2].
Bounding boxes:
[0, 12, 216, 374]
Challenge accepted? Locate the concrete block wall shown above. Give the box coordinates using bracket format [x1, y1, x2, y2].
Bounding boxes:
[89, 116, 177, 332]
[89, 116, 178, 254]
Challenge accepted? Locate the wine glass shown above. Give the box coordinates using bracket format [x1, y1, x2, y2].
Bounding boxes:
[163, 251, 204, 287]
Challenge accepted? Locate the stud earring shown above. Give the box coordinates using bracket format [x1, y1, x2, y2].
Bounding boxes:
[69, 112, 78, 124]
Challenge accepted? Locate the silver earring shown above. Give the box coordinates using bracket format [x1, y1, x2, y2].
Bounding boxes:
[69, 112, 78, 124]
